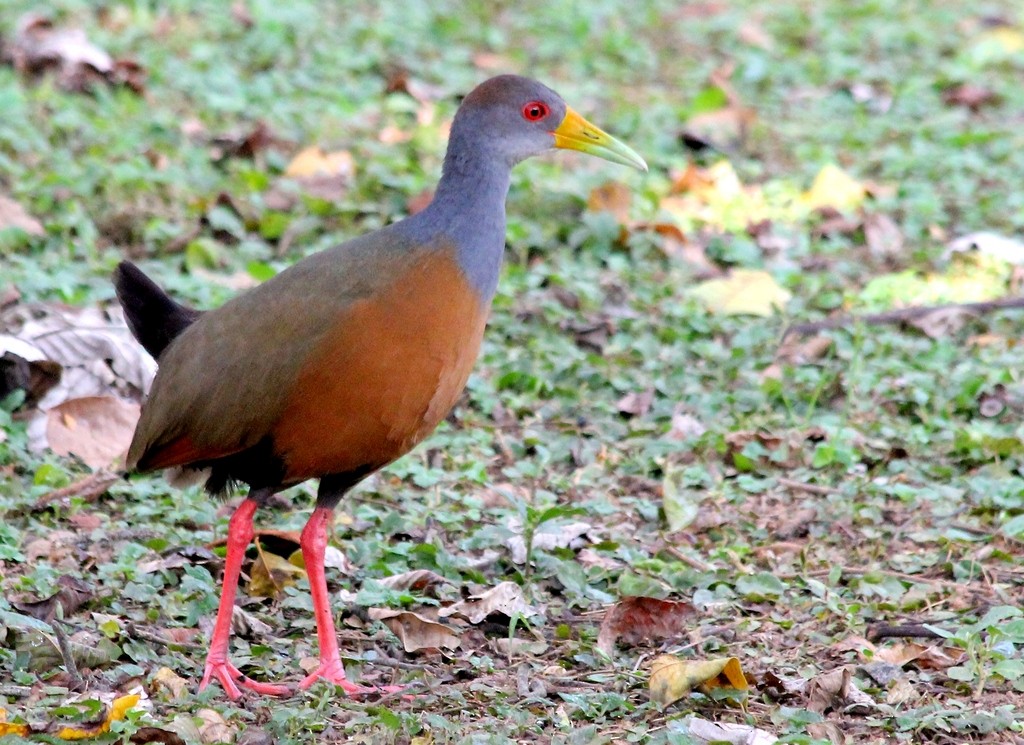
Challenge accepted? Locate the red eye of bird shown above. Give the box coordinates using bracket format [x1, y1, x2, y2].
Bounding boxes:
[522, 101, 550, 121]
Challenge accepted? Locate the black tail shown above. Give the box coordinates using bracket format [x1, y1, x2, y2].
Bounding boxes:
[114, 261, 201, 360]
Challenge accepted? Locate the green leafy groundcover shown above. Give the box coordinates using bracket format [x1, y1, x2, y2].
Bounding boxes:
[2, 1, 1024, 742]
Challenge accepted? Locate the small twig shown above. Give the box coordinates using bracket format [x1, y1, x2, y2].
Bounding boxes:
[51, 619, 85, 691]
[0, 684, 32, 697]
[663, 545, 715, 573]
[783, 295, 1024, 339]
[35, 470, 119, 508]
[125, 622, 203, 652]
[776, 477, 839, 496]
[867, 623, 949, 642]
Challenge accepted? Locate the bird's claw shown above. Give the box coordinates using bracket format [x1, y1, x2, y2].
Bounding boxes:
[199, 658, 291, 700]
[297, 660, 404, 697]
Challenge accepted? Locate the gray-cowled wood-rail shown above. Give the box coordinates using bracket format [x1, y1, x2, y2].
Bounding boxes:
[115, 75, 646, 699]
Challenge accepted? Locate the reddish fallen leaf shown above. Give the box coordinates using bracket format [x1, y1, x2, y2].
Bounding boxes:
[943, 83, 999, 111]
[597, 596, 696, 655]
[12, 575, 93, 622]
[587, 181, 632, 224]
[368, 608, 460, 653]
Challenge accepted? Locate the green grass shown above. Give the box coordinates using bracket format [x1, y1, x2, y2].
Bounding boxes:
[2, 1, 1024, 743]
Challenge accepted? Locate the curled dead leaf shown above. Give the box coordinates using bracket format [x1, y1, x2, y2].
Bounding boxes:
[247, 549, 304, 599]
[152, 667, 189, 699]
[806, 666, 876, 714]
[368, 609, 460, 653]
[649, 654, 748, 707]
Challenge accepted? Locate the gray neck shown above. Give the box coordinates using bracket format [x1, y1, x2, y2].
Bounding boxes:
[405, 141, 512, 302]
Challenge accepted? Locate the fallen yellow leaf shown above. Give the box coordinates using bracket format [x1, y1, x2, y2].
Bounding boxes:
[0, 706, 29, 736]
[649, 654, 748, 707]
[689, 269, 792, 316]
[802, 164, 866, 211]
[285, 146, 356, 179]
[55, 694, 140, 740]
[152, 666, 189, 698]
[248, 545, 304, 599]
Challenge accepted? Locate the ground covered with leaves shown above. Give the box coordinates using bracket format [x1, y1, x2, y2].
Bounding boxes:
[2, 1, 1024, 743]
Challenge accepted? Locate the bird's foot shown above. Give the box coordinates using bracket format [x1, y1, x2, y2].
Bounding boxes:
[297, 660, 404, 696]
[199, 658, 291, 700]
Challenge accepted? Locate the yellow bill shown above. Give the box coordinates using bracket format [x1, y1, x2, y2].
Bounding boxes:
[553, 106, 648, 171]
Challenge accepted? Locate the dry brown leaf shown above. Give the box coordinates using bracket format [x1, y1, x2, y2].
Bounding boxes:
[806, 666, 876, 714]
[0, 195, 45, 236]
[649, 654, 748, 707]
[942, 83, 999, 111]
[7, 14, 145, 93]
[439, 581, 537, 624]
[368, 609, 460, 653]
[597, 597, 696, 655]
[211, 120, 276, 160]
[668, 407, 706, 441]
[11, 576, 92, 623]
[46, 395, 139, 469]
[587, 181, 632, 224]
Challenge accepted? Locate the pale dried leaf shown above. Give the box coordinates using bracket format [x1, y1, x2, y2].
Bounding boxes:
[505, 518, 593, 564]
[864, 213, 904, 261]
[378, 569, 449, 593]
[687, 717, 778, 745]
[45, 395, 139, 469]
[616, 388, 654, 417]
[197, 708, 234, 744]
[947, 231, 1024, 265]
[439, 581, 537, 624]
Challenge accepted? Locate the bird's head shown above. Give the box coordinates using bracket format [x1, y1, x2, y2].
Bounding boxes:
[449, 74, 647, 171]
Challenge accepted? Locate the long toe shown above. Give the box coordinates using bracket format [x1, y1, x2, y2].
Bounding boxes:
[199, 660, 290, 699]
[297, 662, 404, 697]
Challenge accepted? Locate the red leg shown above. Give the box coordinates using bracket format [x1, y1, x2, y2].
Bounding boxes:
[297, 506, 403, 695]
[198, 497, 290, 699]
